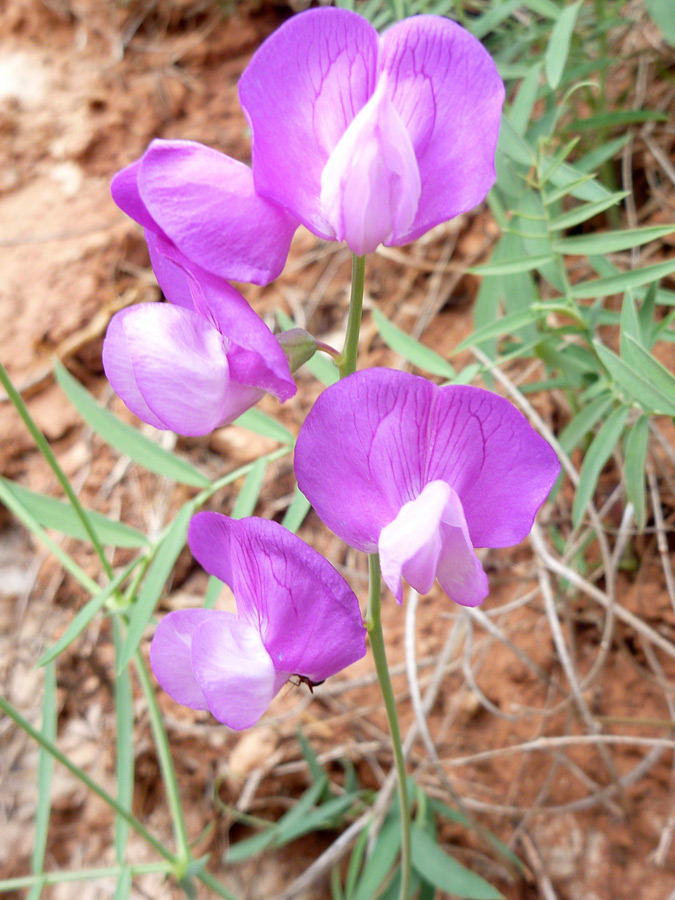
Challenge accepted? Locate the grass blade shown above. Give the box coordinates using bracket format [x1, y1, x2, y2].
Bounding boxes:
[372, 308, 454, 378]
[410, 825, 503, 899]
[545, 0, 583, 89]
[32, 662, 56, 880]
[55, 361, 209, 488]
[624, 415, 650, 530]
[231, 457, 267, 519]
[233, 408, 294, 445]
[281, 486, 312, 534]
[572, 405, 630, 530]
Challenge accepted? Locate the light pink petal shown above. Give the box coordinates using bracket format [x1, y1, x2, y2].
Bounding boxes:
[138, 139, 298, 285]
[378, 480, 450, 603]
[149, 609, 217, 710]
[102, 307, 166, 430]
[379, 16, 504, 243]
[190, 615, 289, 730]
[426, 385, 560, 548]
[111, 158, 156, 230]
[116, 303, 230, 435]
[295, 369, 432, 552]
[145, 231, 194, 310]
[188, 513, 367, 684]
[436, 489, 489, 607]
[239, 8, 378, 238]
[320, 77, 421, 254]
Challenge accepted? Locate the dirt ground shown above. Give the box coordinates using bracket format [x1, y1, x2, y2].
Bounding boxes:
[1, 1, 675, 898]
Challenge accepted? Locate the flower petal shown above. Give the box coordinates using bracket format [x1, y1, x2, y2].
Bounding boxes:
[426, 385, 560, 548]
[188, 513, 367, 683]
[436, 488, 488, 607]
[145, 231, 194, 310]
[138, 139, 298, 286]
[149, 609, 215, 710]
[111, 158, 156, 230]
[111, 303, 231, 435]
[240, 8, 378, 239]
[295, 369, 432, 551]
[102, 307, 166, 430]
[320, 76, 421, 254]
[190, 614, 289, 730]
[379, 16, 504, 243]
[378, 480, 450, 603]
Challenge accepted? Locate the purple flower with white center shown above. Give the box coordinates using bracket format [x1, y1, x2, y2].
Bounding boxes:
[294, 370, 560, 607]
[102, 232, 296, 436]
[150, 514, 367, 730]
[111, 139, 298, 286]
[240, 9, 505, 256]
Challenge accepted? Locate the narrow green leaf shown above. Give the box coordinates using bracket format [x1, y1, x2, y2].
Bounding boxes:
[571, 259, 675, 299]
[624, 415, 650, 530]
[620, 294, 642, 357]
[113, 869, 132, 900]
[275, 794, 357, 845]
[410, 825, 503, 899]
[456, 308, 544, 353]
[622, 335, 675, 413]
[572, 405, 630, 530]
[32, 662, 56, 878]
[38, 558, 141, 666]
[497, 115, 535, 165]
[344, 828, 370, 900]
[26, 880, 46, 900]
[297, 728, 327, 787]
[637, 282, 658, 348]
[113, 619, 134, 864]
[281, 486, 311, 534]
[54, 361, 209, 488]
[0, 478, 149, 548]
[547, 162, 614, 202]
[594, 340, 675, 416]
[0, 479, 97, 594]
[575, 134, 632, 173]
[548, 192, 629, 230]
[564, 109, 668, 131]
[470, 254, 554, 277]
[645, 0, 675, 44]
[469, 0, 521, 39]
[119, 504, 193, 673]
[555, 224, 675, 256]
[372, 308, 455, 378]
[233, 408, 294, 445]
[352, 814, 402, 900]
[558, 393, 614, 454]
[545, 0, 583, 89]
[508, 63, 542, 135]
[231, 458, 267, 519]
[429, 799, 524, 873]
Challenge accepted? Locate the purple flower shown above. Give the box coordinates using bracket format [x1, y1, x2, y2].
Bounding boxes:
[111, 139, 298, 286]
[240, 9, 504, 256]
[102, 232, 296, 435]
[294, 370, 560, 607]
[150, 514, 367, 730]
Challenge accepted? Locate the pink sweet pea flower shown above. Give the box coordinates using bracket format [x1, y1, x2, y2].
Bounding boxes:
[111, 139, 299, 286]
[150, 514, 367, 730]
[294, 370, 560, 606]
[102, 232, 296, 436]
[240, 9, 505, 256]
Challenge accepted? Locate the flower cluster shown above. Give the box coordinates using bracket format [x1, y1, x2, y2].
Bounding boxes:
[103, 9, 560, 730]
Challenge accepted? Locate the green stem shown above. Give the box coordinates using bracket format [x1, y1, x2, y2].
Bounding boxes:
[0, 863, 172, 891]
[134, 650, 192, 871]
[0, 692, 172, 863]
[0, 360, 114, 580]
[337, 255, 366, 379]
[365, 554, 411, 900]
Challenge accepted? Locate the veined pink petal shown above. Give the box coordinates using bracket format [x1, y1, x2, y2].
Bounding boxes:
[426, 385, 561, 548]
[149, 609, 215, 710]
[190, 615, 289, 730]
[138, 139, 298, 286]
[188, 513, 367, 684]
[295, 369, 433, 552]
[240, 8, 378, 238]
[111, 158, 156, 230]
[105, 303, 231, 435]
[379, 15, 504, 243]
[320, 77, 421, 255]
[379, 480, 450, 603]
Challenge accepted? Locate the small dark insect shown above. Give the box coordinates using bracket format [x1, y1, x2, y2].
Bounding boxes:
[290, 674, 326, 694]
